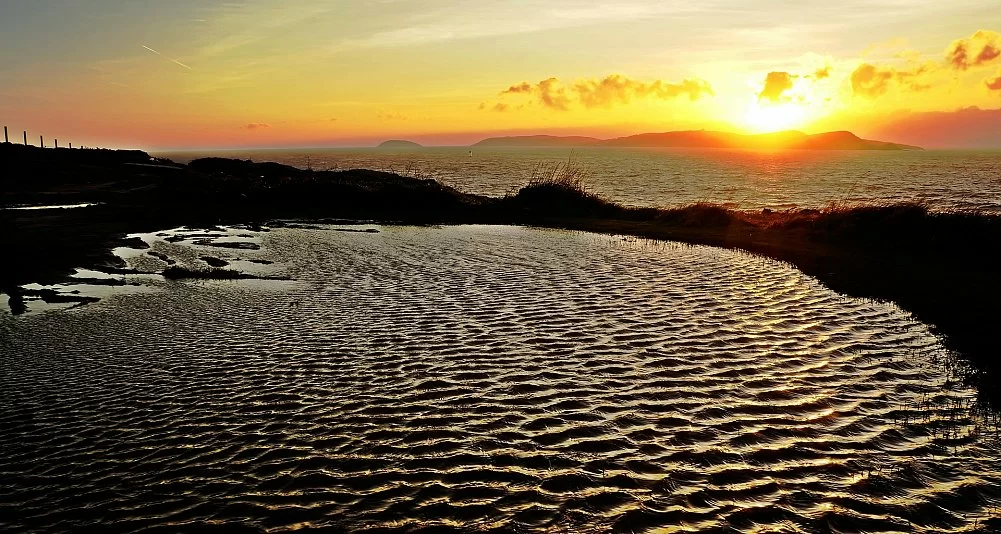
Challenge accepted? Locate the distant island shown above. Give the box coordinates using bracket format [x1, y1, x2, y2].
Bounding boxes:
[472, 130, 921, 150]
[377, 139, 423, 149]
[471, 135, 603, 148]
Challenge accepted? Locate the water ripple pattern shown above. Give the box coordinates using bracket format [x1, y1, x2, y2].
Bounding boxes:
[1, 225, 999, 533]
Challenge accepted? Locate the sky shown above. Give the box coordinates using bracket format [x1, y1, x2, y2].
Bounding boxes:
[1, 1, 1000, 149]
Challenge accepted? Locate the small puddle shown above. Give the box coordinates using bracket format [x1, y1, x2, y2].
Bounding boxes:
[4, 203, 99, 210]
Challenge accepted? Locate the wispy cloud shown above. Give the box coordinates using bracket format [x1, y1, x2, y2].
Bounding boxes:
[141, 45, 191, 70]
[245, 123, 270, 130]
[330, 1, 703, 51]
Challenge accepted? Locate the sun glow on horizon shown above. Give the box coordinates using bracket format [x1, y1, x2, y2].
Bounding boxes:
[743, 101, 809, 133]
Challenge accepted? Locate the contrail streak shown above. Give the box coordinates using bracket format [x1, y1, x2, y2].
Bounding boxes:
[142, 44, 192, 70]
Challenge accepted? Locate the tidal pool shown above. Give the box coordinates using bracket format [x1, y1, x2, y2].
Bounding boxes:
[0, 225, 998, 532]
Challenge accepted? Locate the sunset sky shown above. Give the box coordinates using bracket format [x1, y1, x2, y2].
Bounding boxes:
[2, 1, 1000, 149]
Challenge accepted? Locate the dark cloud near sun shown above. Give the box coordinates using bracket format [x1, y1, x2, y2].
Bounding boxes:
[851, 63, 932, 98]
[851, 64, 893, 97]
[947, 30, 1001, 70]
[755, 67, 829, 104]
[500, 82, 532, 95]
[494, 74, 713, 111]
[987, 72, 1001, 91]
[758, 71, 796, 103]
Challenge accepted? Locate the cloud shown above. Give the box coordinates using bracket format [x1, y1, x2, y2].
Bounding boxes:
[851, 64, 893, 97]
[491, 103, 509, 112]
[757, 71, 796, 103]
[500, 82, 532, 95]
[537, 77, 573, 110]
[754, 66, 827, 103]
[245, 123, 270, 130]
[141, 44, 192, 70]
[496, 74, 713, 111]
[947, 30, 1001, 70]
[851, 62, 933, 98]
[573, 75, 714, 108]
[330, 3, 697, 52]
[987, 72, 1001, 91]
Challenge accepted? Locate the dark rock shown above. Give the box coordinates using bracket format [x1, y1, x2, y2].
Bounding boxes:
[162, 266, 288, 281]
[192, 239, 261, 250]
[332, 228, 379, 233]
[119, 237, 150, 250]
[94, 266, 156, 275]
[200, 256, 229, 267]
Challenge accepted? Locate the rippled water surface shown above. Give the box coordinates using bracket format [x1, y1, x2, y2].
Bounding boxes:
[1, 225, 999, 532]
[157, 147, 1001, 212]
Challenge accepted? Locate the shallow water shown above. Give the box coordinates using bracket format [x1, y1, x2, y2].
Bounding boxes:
[3, 203, 99, 210]
[156, 147, 1001, 212]
[1, 225, 999, 532]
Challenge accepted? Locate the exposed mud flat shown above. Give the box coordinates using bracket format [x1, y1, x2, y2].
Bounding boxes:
[0, 225, 998, 532]
[1, 225, 288, 315]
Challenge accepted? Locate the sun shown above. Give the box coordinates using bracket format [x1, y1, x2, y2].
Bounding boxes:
[744, 101, 807, 133]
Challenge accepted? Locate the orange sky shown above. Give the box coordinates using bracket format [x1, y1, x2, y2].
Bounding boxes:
[1, 2, 1000, 149]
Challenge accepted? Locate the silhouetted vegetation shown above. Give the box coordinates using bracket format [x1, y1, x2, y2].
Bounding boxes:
[503, 158, 622, 217]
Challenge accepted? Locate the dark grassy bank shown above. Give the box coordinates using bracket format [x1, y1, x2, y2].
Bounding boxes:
[2, 143, 999, 407]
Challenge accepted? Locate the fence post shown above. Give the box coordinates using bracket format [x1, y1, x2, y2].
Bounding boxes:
[55, 139, 58, 149]
[23, 131, 27, 145]
[40, 135, 43, 148]
[3, 126, 7, 143]
[69, 142, 72, 149]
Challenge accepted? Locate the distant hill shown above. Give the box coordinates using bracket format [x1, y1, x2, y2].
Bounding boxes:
[471, 135, 601, 147]
[472, 130, 921, 150]
[377, 139, 423, 149]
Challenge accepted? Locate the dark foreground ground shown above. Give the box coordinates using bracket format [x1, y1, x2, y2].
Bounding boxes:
[2, 143, 999, 408]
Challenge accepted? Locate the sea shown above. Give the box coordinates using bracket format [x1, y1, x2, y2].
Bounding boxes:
[2, 147, 1001, 532]
[156, 146, 1001, 212]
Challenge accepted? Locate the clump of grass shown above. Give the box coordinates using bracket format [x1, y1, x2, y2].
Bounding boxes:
[523, 153, 590, 194]
[399, 161, 440, 182]
[658, 202, 739, 227]
[507, 154, 620, 217]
